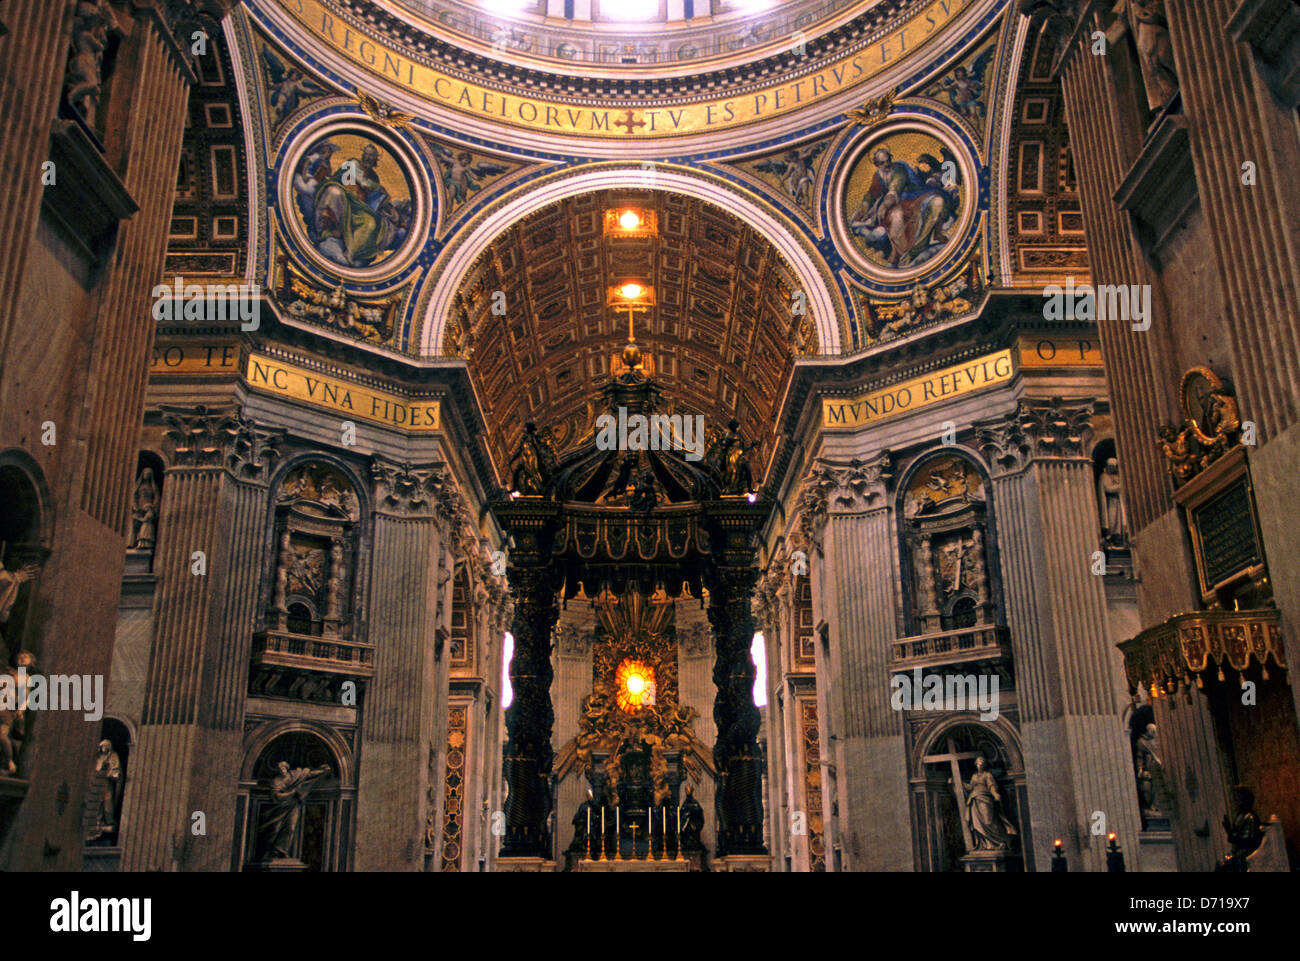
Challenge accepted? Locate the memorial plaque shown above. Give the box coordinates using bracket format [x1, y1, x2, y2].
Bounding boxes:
[1191, 476, 1262, 592]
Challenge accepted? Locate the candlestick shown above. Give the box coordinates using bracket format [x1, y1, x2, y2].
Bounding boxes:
[615, 808, 621, 860]
[586, 806, 592, 860]
[600, 806, 607, 861]
[676, 806, 685, 861]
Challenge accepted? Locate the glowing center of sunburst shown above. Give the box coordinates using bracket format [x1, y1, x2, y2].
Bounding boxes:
[615, 658, 656, 712]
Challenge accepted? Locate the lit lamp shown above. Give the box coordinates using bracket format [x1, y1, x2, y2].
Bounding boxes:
[607, 281, 656, 375]
[1051, 838, 1067, 872]
[603, 207, 658, 238]
[1105, 832, 1126, 873]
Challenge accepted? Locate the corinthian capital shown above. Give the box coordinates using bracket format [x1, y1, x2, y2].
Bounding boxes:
[805, 451, 894, 518]
[370, 458, 454, 518]
[1020, 398, 1095, 459]
[976, 399, 1096, 473]
[159, 405, 282, 478]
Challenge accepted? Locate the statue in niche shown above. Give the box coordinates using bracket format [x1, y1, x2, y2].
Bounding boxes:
[0, 557, 40, 624]
[1217, 785, 1264, 872]
[87, 738, 123, 842]
[129, 469, 159, 551]
[937, 536, 969, 596]
[1097, 458, 1128, 546]
[257, 760, 333, 861]
[914, 536, 938, 614]
[65, 0, 119, 128]
[678, 783, 705, 850]
[0, 651, 37, 776]
[1134, 722, 1164, 821]
[959, 756, 1018, 851]
[1115, 0, 1178, 113]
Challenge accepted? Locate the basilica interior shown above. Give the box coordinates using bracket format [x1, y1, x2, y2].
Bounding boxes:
[0, 0, 1298, 875]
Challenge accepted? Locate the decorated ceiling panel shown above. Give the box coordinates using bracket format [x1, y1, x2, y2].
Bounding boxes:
[1001, 7, 1089, 287]
[450, 189, 806, 480]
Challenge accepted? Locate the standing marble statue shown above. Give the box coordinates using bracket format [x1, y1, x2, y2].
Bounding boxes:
[1134, 722, 1163, 821]
[129, 469, 159, 551]
[64, 0, 118, 127]
[961, 756, 1018, 851]
[88, 739, 123, 841]
[1097, 457, 1128, 546]
[258, 760, 332, 860]
[1116, 0, 1178, 112]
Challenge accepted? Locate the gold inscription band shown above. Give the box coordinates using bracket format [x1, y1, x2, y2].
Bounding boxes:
[1016, 334, 1104, 368]
[275, 0, 971, 139]
[823, 348, 1013, 428]
[150, 341, 241, 375]
[245, 352, 441, 431]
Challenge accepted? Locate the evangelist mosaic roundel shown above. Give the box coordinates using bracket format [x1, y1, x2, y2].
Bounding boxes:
[835, 122, 976, 283]
[279, 122, 428, 281]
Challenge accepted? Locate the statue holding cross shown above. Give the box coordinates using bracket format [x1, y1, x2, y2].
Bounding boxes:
[929, 738, 1018, 853]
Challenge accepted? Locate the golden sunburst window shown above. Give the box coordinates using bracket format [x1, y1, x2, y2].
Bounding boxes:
[615, 658, 656, 713]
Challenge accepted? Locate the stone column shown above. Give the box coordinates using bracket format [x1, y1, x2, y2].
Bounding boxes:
[354, 460, 452, 870]
[706, 565, 766, 856]
[121, 406, 280, 872]
[499, 564, 561, 858]
[977, 399, 1142, 871]
[797, 454, 910, 870]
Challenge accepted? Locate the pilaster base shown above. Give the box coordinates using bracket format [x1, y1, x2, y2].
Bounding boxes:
[960, 850, 1022, 872]
[1137, 830, 1177, 872]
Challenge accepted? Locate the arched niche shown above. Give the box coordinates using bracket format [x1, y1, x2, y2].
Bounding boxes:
[910, 719, 1028, 873]
[0, 451, 51, 666]
[125, 451, 165, 572]
[896, 449, 1004, 638]
[84, 716, 133, 850]
[239, 727, 351, 872]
